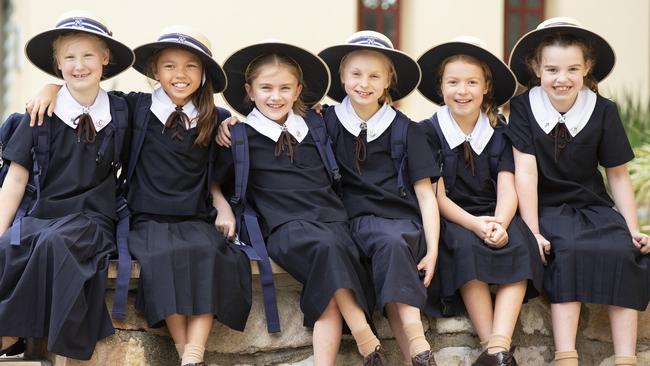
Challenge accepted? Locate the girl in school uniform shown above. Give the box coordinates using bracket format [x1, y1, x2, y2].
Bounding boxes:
[318, 31, 441, 366]
[29, 26, 253, 366]
[416, 36, 543, 366]
[507, 17, 650, 366]
[0, 11, 134, 360]
[215, 40, 383, 366]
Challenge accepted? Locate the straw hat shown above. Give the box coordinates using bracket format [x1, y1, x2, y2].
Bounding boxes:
[509, 17, 615, 86]
[222, 40, 330, 116]
[318, 30, 421, 103]
[24, 10, 134, 79]
[417, 36, 516, 106]
[133, 25, 227, 93]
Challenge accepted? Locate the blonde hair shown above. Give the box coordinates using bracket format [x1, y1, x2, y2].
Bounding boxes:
[244, 54, 308, 116]
[339, 49, 397, 105]
[52, 32, 109, 78]
[437, 54, 500, 128]
[526, 33, 598, 93]
[145, 48, 216, 147]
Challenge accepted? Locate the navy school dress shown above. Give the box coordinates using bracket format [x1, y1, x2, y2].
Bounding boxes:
[0, 108, 124, 359]
[506, 89, 650, 310]
[213, 110, 375, 328]
[325, 107, 440, 314]
[117, 91, 252, 330]
[420, 113, 543, 317]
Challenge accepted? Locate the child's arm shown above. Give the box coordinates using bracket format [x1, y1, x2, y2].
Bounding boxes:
[435, 177, 500, 243]
[606, 164, 650, 254]
[513, 148, 550, 264]
[484, 171, 518, 248]
[0, 163, 29, 235]
[413, 178, 439, 287]
[215, 117, 241, 148]
[26, 84, 63, 127]
[211, 181, 236, 240]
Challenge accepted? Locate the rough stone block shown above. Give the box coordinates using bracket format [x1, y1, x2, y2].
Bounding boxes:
[514, 346, 550, 366]
[519, 298, 551, 336]
[433, 346, 481, 365]
[435, 316, 473, 334]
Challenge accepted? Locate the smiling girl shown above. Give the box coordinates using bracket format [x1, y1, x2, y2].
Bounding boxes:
[0, 11, 133, 360]
[507, 17, 650, 366]
[416, 36, 543, 366]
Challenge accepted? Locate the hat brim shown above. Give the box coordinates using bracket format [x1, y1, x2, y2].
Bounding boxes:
[24, 28, 134, 80]
[417, 42, 517, 106]
[318, 44, 421, 103]
[223, 42, 331, 116]
[509, 25, 616, 87]
[133, 42, 227, 93]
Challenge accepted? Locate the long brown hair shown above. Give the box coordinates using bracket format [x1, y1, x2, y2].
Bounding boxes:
[244, 53, 308, 116]
[339, 49, 397, 105]
[526, 33, 598, 93]
[436, 54, 500, 127]
[146, 48, 216, 147]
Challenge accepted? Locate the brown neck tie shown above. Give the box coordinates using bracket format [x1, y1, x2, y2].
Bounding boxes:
[73, 109, 97, 143]
[163, 105, 190, 141]
[550, 116, 573, 162]
[354, 122, 367, 174]
[274, 124, 296, 163]
[462, 140, 475, 176]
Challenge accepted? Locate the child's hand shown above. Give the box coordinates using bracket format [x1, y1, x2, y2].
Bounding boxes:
[484, 222, 509, 248]
[632, 231, 649, 254]
[417, 253, 437, 288]
[214, 208, 236, 240]
[215, 116, 239, 148]
[472, 216, 503, 241]
[311, 103, 323, 116]
[26, 84, 61, 127]
[534, 233, 551, 265]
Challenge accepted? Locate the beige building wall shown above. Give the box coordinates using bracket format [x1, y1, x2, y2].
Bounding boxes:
[2, 0, 649, 121]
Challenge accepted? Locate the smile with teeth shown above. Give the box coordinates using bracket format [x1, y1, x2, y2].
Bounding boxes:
[73, 73, 90, 79]
[172, 82, 190, 89]
[355, 90, 372, 97]
[454, 99, 472, 104]
[267, 103, 284, 109]
[554, 86, 571, 91]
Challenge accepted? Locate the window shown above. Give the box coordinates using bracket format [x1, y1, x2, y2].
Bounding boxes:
[358, 0, 400, 48]
[504, 0, 545, 60]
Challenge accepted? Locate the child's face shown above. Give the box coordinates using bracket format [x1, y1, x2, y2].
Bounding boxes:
[440, 59, 487, 124]
[340, 51, 391, 110]
[153, 48, 203, 106]
[534, 44, 591, 112]
[55, 35, 109, 94]
[245, 64, 302, 123]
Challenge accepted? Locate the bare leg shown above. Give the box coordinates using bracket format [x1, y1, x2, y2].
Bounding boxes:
[609, 305, 637, 357]
[460, 279, 493, 342]
[386, 302, 411, 363]
[180, 314, 213, 365]
[313, 298, 343, 366]
[551, 302, 581, 352]
[166, 314, 188, 346]
[492, 280, 527, 339]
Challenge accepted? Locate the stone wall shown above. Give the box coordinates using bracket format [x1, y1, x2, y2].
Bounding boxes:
[35, 264, 650, 366]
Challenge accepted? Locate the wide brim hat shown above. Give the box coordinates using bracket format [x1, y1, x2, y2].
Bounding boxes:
[24, 10, 134, 79]
[133, 25, 227, 93]
[509, 17, 616, 86]
[318, 30, 421, 103]
[417, 36, 517, 106]
[222, 40, 331, 116]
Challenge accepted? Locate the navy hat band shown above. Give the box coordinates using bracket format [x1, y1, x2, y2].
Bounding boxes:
[348, 36, 392, 49]
[55, 17, 112, 36]
[158, 33, 212, 56]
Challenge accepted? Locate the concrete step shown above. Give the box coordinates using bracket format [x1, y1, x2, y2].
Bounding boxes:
[0, 360, 50, 365]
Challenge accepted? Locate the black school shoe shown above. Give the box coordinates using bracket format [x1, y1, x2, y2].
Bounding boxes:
[412, 349, 438, 365]
[0, 337, 25, 356]
[472, 346, 518, 366]
[363, 345, 388, 366]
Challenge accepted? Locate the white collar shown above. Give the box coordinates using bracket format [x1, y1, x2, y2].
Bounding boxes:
[150, 87, 199, 129]
[334, 96, 396, 142]
[244, 107, 308, 143]
[437, 105, 493, 155]
[53, 85, 112, 132]
[529, 86, 597, 137]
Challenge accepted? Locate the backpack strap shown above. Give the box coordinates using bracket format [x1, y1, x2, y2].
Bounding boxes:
[229, 123, 281, 334]
[427, 114, 458, 194]
[390, 110, 410, 198]
[126, 93, 152, 184]
[106, 93, 132, 320]
[304, 112, 342, 190]
[323, 106, 339, 148]
[488, 116, 507, 184]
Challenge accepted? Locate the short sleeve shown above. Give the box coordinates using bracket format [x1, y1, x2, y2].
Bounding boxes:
[598, 100, 634, 167]
[505, 94, 535, 155]
[497, 138, 515, 173]
[2, 113, 36, 170]
[407, 120, 440, 183]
